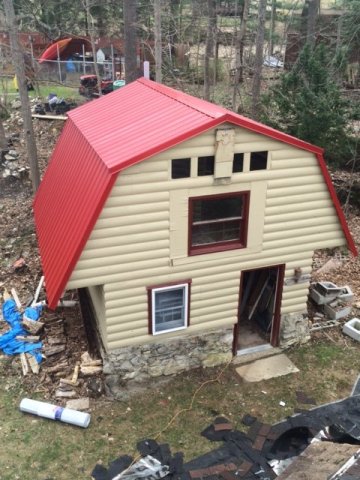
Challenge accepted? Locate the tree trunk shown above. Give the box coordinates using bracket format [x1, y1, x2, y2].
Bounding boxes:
[307, 0, 319, 46]
[154, 0, 162, 83]
[251, 0, 266, 120]
[3, 0, 40, 192]
[0, 119, 6, 151]
[85, 0, 102, 96]
[269, 0, 276, 55]
[123, 0, 139, 83]
[232, 0, 250, 111]
[204, 0, 216, 101]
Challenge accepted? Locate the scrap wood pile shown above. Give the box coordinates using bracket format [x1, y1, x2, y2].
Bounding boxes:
[0, 281, 104, 404]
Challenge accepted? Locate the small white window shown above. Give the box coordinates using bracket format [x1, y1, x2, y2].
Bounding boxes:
[149, 283, 190, 335]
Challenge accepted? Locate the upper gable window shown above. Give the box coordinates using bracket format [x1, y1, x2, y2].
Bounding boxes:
[233, 153, 244, 173]
[189, 192, 249, 255]
[172, 158, 191, 179]
[250, 151, 268, 171]
[198, 156, 215, 176]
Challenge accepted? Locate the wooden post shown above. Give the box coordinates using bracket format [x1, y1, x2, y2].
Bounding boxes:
[57, 43, 62, 83]
[82, 44, 86, 74]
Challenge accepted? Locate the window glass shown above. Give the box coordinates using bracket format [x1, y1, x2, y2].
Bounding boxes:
[172, 158, 191, 179]
[198, 156, 215, 176]
[151, 284, 189, 334]
[233, 153, 244, 173]
[189, 193, 248, 254]
[250, 151, 268, 171]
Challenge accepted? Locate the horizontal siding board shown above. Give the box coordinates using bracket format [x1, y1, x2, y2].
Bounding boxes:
[95, 217, 169, 230]
[266, 191, 330, 206]
[80, 240, 169, 260]
[270, 157, 315, 169]
[265, 200, 335, 215]
[281, 304, 307, 314]
[98, 208, 168, 222]
[67, 250, 315, 288]
[264, 215, 339, 233]
[264, 223, 339, 242]
[264, 207, 339, 223]
[106, 319, 236, 349]
[266, 183, 328, 198]
[86, 230, 168, 249]
[74, 249, 169, 272]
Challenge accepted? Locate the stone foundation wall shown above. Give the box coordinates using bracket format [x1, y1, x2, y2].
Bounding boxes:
[103, 328, 233, 395]
[279, 312, 310, 347]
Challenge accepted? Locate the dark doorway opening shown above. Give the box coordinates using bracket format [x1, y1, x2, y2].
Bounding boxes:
[234, 265, 284, 354]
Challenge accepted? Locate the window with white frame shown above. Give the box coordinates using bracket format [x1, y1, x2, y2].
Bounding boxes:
[148, 282, 190, 335]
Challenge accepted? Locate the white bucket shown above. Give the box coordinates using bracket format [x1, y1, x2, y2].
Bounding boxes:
[20, 398, 90, 428]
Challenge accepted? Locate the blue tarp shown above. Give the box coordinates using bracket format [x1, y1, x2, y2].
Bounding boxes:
[0, 300, 42, 363]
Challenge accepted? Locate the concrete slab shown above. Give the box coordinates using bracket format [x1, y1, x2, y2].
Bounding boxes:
[235, 353, 299, 382]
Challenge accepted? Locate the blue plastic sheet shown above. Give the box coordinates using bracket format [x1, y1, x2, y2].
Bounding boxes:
[2, 299, 21, 327]
[0, 300, 42, 363]
[24, 305, 42, 321]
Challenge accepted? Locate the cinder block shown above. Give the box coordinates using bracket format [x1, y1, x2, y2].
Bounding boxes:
[324, 303, 351, 320]
[310, 282, 341, 305]
[343, 318, 360, 342]
[338, 286, 354, 304]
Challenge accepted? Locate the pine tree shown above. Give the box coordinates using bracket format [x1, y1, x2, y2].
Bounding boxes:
[261, 43, 352, 166]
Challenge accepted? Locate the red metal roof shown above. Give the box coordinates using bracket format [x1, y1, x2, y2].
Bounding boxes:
[33, 78, 357, 309]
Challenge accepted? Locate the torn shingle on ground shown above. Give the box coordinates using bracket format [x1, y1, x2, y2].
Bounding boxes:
[92, 378, 360, 480]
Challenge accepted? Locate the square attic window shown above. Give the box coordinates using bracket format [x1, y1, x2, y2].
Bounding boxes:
[233, 153, 244, 173]
[172, 158, 191, 179]
[198, 156, 215, 176]
[250, 151, 268, 171]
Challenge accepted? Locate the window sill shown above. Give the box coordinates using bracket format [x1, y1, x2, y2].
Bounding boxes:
[189, 242, 246, 256]
[170, 243, 262, 266]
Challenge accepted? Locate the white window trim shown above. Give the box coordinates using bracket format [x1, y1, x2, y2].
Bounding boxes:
[151, 283, 189, 335]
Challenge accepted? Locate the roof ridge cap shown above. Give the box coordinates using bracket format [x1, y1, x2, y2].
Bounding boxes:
[137, 78, 226, 120]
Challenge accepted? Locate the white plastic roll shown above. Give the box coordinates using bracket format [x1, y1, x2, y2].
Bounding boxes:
[20, 398, 91, 428]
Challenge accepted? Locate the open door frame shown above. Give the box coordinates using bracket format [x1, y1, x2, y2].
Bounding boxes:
[232, 264, 285, 355]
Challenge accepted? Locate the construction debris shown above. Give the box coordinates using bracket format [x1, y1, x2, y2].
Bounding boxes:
[309, 281, 355, 331]
[92, 378, 360, 480]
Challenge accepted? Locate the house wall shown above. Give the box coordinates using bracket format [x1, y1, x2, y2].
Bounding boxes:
[67, 124, 345, 378]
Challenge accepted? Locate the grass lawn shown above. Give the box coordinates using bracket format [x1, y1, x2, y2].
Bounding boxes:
[0, 77, 83, 103]
[0, 333, 359, 480]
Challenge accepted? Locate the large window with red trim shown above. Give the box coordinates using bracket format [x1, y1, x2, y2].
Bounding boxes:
[148, 282, 190, 335]
[189, 192, 249, 255]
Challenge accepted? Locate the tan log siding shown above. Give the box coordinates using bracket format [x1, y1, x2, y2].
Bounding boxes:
[67, 126, 346, 350]
[87, 285, 107, 348]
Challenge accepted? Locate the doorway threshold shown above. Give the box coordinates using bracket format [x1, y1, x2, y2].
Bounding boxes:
[237, 343, 273, 356]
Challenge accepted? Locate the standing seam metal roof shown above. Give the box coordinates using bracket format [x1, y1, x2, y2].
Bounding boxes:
[33, 78, 357, 309]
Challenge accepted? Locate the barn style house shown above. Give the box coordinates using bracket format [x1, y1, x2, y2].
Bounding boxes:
[34, 78, 356, 387]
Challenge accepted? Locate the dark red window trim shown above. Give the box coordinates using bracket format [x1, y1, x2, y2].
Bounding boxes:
[147, 279, 192, 334]
[188, 191, 250, 256]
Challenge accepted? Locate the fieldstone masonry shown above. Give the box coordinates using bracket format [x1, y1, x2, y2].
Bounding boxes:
[103, 328, 233, 395]
[103, 315, 310, 397]
[279, 312, 310, 346]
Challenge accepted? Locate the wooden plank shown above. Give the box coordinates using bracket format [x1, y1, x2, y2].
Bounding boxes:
[15, 335, 40, 343]
[11, 288, 21, 309]
[26, 353, 40, 374]
[31, 276, 44, 306]
[20, 353, 29, 376]
[31, 114, 67, 120]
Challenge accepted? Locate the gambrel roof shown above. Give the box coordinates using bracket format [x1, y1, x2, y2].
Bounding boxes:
[33, 78, 357, 309]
